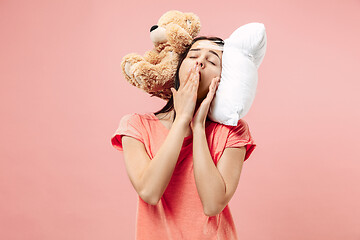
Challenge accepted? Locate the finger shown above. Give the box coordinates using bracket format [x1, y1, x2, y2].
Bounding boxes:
[216, 77, 220, 89]
[204, 87, 215, 103]
[179, 67, 192, 91]
[184, 63, 197, 88]
[194, 66, 200, 83]
[208, 78, 219, 95]
[211, 77, 220, 90]
[208, 79, 216, 92]
[183, 65, 197, 91]
[170, 88, 178, 99]
[192, 72, 199, 92]
[191, 70, 200, 91]
[189, 65, 200, 89]
[183, 66, 193, 87]
[184, 71, 196, 91]
[192, 79, 198, 93]
[188, 70, 200, 95]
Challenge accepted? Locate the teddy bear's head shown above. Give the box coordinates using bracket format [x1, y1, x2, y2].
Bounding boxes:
[120, 10, 201, 101]
[150, 10, 201, 54]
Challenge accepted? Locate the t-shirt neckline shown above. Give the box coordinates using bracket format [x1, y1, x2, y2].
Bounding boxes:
[149, 112, 193, 140]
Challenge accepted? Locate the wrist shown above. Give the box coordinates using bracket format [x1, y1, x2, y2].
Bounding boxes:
[173, 117, 190, 129]
[193, 124, 205, 133]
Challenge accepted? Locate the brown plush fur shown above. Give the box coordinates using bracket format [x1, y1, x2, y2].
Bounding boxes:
[120, 10, 201, 100]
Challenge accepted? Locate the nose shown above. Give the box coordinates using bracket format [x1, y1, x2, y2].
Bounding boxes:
[196, 60, 204, 68]
[150, 25, 158, 32]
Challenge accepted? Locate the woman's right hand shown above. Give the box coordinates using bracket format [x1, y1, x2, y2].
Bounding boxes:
[170, 62, 200, 124]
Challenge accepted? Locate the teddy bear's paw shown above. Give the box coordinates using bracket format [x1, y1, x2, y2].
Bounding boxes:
[121, 54, 145, 77]
[124, 61, 133, 78]
[133, 71, 144, 85]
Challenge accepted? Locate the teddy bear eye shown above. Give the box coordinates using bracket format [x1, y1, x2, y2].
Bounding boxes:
[186, 19, 192, 27]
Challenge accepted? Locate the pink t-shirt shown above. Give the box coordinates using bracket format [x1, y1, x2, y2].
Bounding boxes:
[111, 112, 256, 240]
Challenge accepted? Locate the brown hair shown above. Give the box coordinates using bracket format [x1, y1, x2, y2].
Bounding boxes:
[153, 36, 224, 122]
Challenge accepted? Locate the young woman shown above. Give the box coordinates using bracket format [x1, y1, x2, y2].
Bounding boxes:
[111, 36, 256, 239]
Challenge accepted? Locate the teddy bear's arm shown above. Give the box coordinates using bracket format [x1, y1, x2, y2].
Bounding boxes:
[143, 49, 162, 65]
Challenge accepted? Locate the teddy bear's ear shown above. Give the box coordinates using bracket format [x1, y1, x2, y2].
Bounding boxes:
[184, 12, 201, 38]
[166, 23, 194, 54]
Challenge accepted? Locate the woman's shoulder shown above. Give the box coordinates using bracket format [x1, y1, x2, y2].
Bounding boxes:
[121, 112, 151, 121]
[120, 112, 138, 123]
[120, 112, 162, 130]
[119, 112, 149, 127]
[207, 118, 251, 136]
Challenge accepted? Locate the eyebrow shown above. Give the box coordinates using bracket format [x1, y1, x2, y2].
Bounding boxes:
[188, 48, 221, 60]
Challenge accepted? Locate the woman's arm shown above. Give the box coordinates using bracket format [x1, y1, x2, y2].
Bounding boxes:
[192, 126, 246, 216]
[122, 62, 200, 205]
[122, 117, 189, 205]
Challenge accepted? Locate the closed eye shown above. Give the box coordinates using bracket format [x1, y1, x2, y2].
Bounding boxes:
[189, 56, 217, 65]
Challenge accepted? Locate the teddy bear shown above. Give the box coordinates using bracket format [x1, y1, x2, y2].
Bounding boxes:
[121, 10, 201, 101]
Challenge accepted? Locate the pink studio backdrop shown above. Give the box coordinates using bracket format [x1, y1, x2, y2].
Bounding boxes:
[1, 0, 359, 239]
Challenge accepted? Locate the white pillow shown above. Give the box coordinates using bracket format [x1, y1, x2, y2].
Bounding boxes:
[208, 22, 267, 126]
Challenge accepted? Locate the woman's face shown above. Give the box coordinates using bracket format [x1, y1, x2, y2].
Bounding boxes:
[178, 40, 223, 101]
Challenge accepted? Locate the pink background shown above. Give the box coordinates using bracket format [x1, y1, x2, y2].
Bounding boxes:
[1, 0, 360, 239]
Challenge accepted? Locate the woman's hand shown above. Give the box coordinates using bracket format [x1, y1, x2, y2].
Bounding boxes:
[190, 76, 220, 131]
[170, 62, 200, 124]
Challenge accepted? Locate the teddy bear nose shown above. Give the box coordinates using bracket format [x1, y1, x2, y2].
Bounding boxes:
[150, 25, 158, 32]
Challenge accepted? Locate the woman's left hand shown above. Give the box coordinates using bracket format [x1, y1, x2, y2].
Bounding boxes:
[190, 76, 220, 131]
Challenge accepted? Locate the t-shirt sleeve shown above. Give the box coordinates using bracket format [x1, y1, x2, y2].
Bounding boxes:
[111, 113, 145, 152]
[225, 119, 257, 161]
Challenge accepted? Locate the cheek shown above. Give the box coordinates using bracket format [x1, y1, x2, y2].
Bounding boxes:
[203, 67, 221, 82]
[179, 60, 193, 81]
[178, 64, 187, 83]
[215, 65, 222, 75]
[181, 59, 193, 70]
